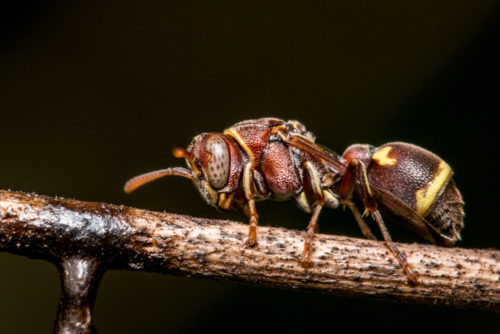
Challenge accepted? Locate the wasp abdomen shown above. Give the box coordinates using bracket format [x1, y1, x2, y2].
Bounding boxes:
[368, 142, 451, 216]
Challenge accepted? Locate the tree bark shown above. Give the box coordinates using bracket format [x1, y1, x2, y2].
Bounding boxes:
[0, 189, 499, 333]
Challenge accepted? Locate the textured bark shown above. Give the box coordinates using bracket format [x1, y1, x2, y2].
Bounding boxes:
[0, 190, 499, 333]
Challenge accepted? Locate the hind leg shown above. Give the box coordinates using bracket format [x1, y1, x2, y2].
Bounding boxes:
[339, 159, 417, 284]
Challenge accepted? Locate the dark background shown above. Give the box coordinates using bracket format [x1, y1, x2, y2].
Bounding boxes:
[1, 1, 499, 333]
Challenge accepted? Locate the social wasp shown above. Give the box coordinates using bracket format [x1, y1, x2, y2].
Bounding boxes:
[124, 118, 464, 284]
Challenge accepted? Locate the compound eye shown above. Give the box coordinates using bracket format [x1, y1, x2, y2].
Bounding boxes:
[204, 135, 230, 189]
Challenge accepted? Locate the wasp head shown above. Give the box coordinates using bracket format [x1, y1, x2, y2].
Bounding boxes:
[124, 133, 242, 211]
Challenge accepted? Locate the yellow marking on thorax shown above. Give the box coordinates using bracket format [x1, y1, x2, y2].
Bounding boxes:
[415, 161, 452, 216]
[372, 146, 397, 166]
[223, 128, 255, 166]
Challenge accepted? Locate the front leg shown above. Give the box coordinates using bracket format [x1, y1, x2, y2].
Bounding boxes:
[339, 159, 418, 284]
[242, 161, 259, 246]
[245, 198, 259, 246]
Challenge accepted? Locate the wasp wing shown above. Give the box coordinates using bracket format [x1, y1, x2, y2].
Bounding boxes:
[369, 186, 455, 246]
[281, 133, 346, 173]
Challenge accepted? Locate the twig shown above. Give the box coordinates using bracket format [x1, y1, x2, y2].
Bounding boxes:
[0, 190, 499, 333]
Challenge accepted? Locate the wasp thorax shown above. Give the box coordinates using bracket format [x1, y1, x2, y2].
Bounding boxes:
[204, 135, 230, 189]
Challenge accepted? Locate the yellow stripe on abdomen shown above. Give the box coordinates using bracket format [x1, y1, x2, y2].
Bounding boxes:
[415, 161, 452, 216]
[372, 146, 397, 166]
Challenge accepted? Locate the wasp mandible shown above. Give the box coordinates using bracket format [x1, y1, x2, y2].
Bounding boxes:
[124, 118, 464, 284]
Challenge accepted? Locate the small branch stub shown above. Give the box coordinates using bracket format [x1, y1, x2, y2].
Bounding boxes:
[0, 189, 499, 333]
[55, 257, 102, 334]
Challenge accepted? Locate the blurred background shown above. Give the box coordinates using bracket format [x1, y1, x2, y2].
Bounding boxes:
[1, 1, 499, 332]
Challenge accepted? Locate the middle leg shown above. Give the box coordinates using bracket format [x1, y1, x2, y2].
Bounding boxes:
[300, 161, 326, 266]
[301, 203, 323, 266]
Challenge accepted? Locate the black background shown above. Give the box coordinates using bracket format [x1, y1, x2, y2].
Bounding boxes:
[1, 1, 499, 333]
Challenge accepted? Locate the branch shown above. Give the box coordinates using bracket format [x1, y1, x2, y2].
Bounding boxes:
[0, 190, 499, 333]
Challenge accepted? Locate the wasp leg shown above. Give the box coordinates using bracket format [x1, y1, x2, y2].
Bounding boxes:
[346, 201, 377, 240]
[301, 203, 323, 267]
[300, 162, 326, 267]
[242, 161, 259, 247]
[340, 159, 418, 285]
[372, 210, 418, 284]
[245, 198, 259, 247]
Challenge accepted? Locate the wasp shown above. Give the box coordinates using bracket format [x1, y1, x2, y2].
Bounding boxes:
[124, 118, 464, 284]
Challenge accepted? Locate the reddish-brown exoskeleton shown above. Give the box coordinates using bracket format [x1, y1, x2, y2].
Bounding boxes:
[124, 118, 464, 284]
